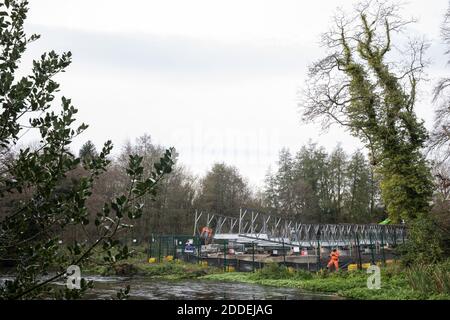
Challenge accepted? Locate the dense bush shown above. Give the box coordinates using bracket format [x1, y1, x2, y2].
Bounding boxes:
[202, 263, 450, 300]
[254, 264, 313, 280]
[253, 263, 291, 279]
[405, 260, 450, 295]
[399, 214, 444, 266]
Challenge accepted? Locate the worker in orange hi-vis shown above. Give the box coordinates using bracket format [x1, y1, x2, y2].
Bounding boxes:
[200, 226, 213, 245]
[327, 248, 340, 271]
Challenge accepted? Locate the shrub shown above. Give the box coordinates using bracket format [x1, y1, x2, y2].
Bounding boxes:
[405, 260, 450, 295]
[400, 215, 444, 266]
[254, 263, 291, 279]
[293, 269, 314, 280]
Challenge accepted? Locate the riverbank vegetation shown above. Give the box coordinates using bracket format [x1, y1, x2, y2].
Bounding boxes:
[82, 251, 450, 300]
[201, 263, 450, 300]
[82, 248, 222, 280]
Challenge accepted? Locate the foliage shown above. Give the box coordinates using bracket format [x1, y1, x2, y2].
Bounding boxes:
[299, 0, 441, 264]
[430, 165, 450, 257]
[253, 263, 313, 280]
[345, 151, 376, 222]
[79, 140, 98, 162]
[137, 261, 218, 279]
[0, 0, 174, 299]
[405, 260, 450, 295]
[430, 3, 450, 161]
[86, 258, 222, 280]
[202, 264, 450, 300]
[264, 142, 382, 223]
[115, 135, 196, 236]
[116, 285, 130, 300]
[399, 214, 444, 266]
[301, 0, 434, 225]
[253, 263, 292, 280]
[195, 163, 252, 217]
[427, 2, 450, 258]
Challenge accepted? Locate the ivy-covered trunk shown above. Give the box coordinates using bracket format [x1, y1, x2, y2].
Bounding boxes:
[301, 1, 442, 263]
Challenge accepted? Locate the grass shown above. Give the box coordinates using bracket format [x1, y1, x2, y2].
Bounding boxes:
[200, 263, 450, 300]
[135, 260, 223, 280]
[405, 260, 450, 296]
[81, 246, 450, 300]
[82, 246, 222, 280]
[85, 259, 222, 280]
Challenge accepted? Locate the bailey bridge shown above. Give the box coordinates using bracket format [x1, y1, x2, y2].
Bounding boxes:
[193, 209, 406, 249]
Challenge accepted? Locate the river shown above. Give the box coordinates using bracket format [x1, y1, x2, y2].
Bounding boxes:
[79, 276, 343, 300]
[1, 275, 343, 299]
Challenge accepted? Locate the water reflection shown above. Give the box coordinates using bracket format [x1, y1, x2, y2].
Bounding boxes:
[0, 275, 343, 300]
[81, 276, 343, 300]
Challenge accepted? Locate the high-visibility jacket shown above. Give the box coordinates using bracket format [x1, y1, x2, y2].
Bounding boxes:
[330, 251, 339, 261]
[201, 227, 213, 238]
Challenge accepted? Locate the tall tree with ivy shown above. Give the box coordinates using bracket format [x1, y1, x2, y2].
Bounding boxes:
[0, 0, 174, 299]
[301, 1, 440, 262]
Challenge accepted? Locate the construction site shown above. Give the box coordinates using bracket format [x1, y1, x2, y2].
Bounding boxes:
[148, 209, 406, 272]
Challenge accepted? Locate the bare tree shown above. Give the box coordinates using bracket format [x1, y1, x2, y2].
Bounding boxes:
[300, 0, 432, 223]
[430, 2, 450, 161]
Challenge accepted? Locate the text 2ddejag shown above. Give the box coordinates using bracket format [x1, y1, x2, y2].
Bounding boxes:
[177, 304, 273, 318]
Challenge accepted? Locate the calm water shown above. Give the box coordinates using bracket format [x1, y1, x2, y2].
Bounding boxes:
[80, 276, 343, 300]
[1, 275, 343, 300]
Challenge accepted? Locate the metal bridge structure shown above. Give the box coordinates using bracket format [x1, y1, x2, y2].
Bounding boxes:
[193, 209, 407, 249]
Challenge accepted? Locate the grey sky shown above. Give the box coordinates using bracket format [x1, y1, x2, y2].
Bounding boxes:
[20, 0, 449, 188]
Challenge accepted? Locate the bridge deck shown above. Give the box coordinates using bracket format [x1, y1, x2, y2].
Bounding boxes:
[195, 209, 406, 248]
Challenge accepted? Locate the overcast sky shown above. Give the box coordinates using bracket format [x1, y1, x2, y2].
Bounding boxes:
[21, 0, 449, 188]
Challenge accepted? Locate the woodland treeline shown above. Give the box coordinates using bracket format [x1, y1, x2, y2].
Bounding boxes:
[1, 0, 450, 251]
[4, 134, 448, 243]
